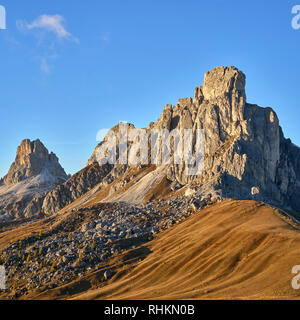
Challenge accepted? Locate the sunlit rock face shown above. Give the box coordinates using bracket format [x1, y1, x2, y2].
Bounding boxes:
[2, 66, 300, 220]
[145, 66, 300, 211]
[4, 139, 67, 185]
[0, 139, 68, 219]
[85, 66, 300, 211]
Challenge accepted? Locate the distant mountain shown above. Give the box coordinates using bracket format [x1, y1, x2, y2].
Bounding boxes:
[3, 139, 67, 186]
[0, 139, 68, 220]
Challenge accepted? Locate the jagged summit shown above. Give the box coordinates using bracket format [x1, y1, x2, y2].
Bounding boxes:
[1, 66, 300, 220]
[1, 67, 300, 300]
[85, 65, 300, 211]
[0, 139, 68, 219]
[202, 66, 246, 100]
[4, 139, 67, 185]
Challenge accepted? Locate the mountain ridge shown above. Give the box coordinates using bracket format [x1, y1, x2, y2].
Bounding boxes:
[79, 66, 300, 212]
[1, 65, 300, 221]
[1, 66, 300, 300]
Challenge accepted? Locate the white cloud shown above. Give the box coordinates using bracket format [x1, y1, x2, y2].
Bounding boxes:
[17, 14, 78, 42]
[16, 14, 78, 74]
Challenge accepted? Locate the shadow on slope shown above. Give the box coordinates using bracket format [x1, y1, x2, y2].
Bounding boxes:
[72, 199, 300, 300]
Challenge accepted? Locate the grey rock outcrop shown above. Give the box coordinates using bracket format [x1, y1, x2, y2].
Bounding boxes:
[76, 66, 300, 211]
[4, 139, 67, 185]
[0, 139, 68, 220]
[151, 66, 300, 211]
[42, 162, 112, 215]
[5, 66, 299, 219]
[85, 66, 300, 212]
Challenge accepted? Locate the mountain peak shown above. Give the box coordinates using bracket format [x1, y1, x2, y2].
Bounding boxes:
[202, 66, 246, 101]
[3, 139, 67, 185]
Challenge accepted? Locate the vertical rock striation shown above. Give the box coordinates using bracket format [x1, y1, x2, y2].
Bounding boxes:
[150, 66, 300, 211]
[2, 66, 300, 220]
[0, 139, 68, 219]
[3, 139, 67, 185]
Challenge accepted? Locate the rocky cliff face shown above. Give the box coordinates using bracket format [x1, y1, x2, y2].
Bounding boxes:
[0, 139, 68, 220]
[3, 139, 67, 185]
[2, 66, 299, 220]
[41, 162, 112, 215]
[0, 140, 114, 220]
[86, 66, 300, 211]
[151, 66, 300, 211]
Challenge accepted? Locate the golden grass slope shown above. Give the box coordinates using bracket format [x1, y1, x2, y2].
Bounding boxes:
[74, 200, 300, 300]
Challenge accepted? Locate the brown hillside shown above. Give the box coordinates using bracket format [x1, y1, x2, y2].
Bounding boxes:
[72, 200, 300, 300]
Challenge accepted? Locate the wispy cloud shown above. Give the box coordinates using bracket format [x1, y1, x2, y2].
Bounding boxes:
[17, 14, 78, 43]
[16, 14, 79, 73]
[3, 32, 21, 47]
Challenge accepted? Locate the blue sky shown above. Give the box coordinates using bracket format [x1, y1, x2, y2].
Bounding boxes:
[0, 0, 300, 177]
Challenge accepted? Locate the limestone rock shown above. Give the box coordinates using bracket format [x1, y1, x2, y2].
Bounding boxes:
[0, 139, 68, 220]
[153, 66, 300, 211]
[4, 139, 67, 185]
[42, 162, 112, 216]
[5, 66, 299, 219]
[87, 65, 300, 212]
[202, 66, 246, 102]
